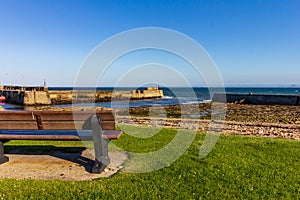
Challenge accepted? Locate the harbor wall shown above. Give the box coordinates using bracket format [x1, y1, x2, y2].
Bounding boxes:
[212, 93, 300, 105]
[0, 86, 164, 105]
[51, 88, 164, 104]
[0, 90, 51, 106]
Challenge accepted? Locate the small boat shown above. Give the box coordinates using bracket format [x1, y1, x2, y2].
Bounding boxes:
[0, 96, 6, 102]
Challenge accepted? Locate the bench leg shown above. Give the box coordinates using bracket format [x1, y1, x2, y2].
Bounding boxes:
[91, 115, 110, 173]
[0, 141, 9, 164]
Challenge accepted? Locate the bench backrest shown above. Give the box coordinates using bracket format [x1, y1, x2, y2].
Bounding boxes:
[0, 110, 116, 130]
[0, 112, 38, 130]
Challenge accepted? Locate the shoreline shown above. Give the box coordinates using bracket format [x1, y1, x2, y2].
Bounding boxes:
[116, 102, 300, 124]
[116, 116, 300, 140]
[116, 103, 300, 139]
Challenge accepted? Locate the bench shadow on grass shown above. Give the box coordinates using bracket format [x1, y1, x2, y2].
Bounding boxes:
[4, 146, 95, 173]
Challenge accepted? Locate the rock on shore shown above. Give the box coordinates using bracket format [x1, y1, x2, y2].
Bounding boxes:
[116, 103, 300, 124]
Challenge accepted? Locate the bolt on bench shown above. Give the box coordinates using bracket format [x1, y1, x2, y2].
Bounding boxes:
[0, 110, 122, 173]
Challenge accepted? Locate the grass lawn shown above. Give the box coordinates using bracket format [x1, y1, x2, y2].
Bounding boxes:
[1, 125, 300, 199]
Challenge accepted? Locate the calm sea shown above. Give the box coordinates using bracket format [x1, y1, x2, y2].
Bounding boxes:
[50, 87, 300, 109]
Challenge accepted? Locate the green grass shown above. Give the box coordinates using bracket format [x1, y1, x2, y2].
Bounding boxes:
[1, 125, 300, 199]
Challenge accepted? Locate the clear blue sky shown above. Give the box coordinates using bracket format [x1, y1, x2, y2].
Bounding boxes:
[0, 0, 299, 87]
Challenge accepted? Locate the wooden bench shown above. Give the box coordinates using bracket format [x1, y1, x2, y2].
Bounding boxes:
[0, 110, 122, 173]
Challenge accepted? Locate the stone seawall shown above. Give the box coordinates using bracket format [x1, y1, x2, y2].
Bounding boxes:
[116, 116, 300, 140]
[0, 90, 51, 105]
[50, 88, 163, 104]
[213, 93, 300, 105]
[0, 85, 163, 105]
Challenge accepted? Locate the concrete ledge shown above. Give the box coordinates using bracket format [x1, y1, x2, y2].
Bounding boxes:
[212, 93, 300, 105]
[0, 150, 128, 180]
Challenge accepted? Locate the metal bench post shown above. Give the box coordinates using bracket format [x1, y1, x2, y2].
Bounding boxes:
[91, 115, 110, 173]
[0, 141, 9, 164]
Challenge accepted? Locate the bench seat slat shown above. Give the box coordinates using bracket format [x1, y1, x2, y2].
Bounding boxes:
[0, 130, 122, 140]
[0, 122, 38, 130]
[41, 121, 116, 130]
[0, 112, 36, 121]
[34, 111, 115, 121]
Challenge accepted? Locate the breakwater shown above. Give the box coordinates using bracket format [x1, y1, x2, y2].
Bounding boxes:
[50, 87, 164, 104]
[0, 86, 163, 105]
[213, 93, 300, 105]
[0, 86, 51, 105]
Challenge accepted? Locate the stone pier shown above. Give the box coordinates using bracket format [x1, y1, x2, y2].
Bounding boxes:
[0, 86, 164, 105]
[0, 86, 51, 106]
[50, 87, 164, 104]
